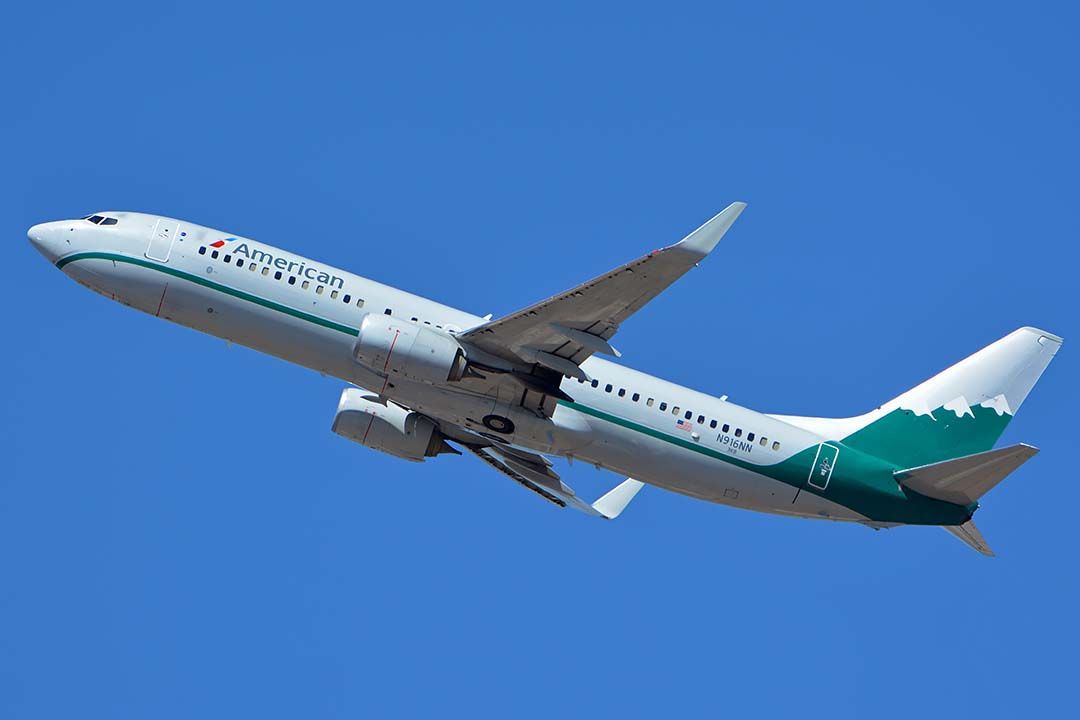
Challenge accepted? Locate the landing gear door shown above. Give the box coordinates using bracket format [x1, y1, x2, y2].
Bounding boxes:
[146, 218, 178, 262]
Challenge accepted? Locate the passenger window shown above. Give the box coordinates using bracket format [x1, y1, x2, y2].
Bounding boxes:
[248, 262, 256, 271]
[236, 257, 244, 267]
[772, 441, 781, 450]
[302, 280, 310, 289]
[224, 255, 231, 263]
[198, 246, 206, 255]
[760, 436, 767, 446]
[261, 267, 269, 276]
[331, 290, 339, 299]
[722, 424, 730, 433]
[618, 388, 625, 397]
[288, 276, 296, 285]
[274, 271, 282, 280]
[605, 384, 612, 393]
[356, 298, 364, 307]
[672, 406, 680, 415]
[747, 432, 755, 442]
[647, 398, 654, 407]
[211, 250, 219, 259]
[632, 393, 640, 402]
[384, 308, 391, 315]
[591, 380, 599, 388]
[684, 410, 692, 420]
[735, 428, 742, 438]
[710, 419, 717, 429]
[412, 317, 419, 322]
[697, 415, 705, 424]
[343, 294, 351, 303]
[659, 402, 667, 411]
[316, 286, 324, 295]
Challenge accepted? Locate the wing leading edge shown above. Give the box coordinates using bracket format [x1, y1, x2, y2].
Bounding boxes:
[460, 202, 747, 379]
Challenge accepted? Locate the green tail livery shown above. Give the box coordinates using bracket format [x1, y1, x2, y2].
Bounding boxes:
[773, 326, 1062, 554]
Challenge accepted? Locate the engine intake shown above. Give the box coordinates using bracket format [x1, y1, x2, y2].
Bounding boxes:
[353, 313, 467, 385]
[331, 388, 457, 462]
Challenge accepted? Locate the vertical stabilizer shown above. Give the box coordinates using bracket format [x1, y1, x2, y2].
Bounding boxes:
[773, 327, 1062, 469]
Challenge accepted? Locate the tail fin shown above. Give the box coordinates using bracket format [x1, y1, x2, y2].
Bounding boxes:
[774, 327, 1062, 468]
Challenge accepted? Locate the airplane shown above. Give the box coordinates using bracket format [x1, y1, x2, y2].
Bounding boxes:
[27, 204, 1062, 555]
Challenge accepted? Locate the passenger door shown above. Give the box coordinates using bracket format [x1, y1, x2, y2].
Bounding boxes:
[146, 218, 178, 262]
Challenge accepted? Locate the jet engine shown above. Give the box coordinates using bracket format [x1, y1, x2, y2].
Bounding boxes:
[331, 388, 458, 462]
[352, 313, 468, 385]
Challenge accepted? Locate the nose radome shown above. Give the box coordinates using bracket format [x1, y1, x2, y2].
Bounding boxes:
[28, 221, 63, 263]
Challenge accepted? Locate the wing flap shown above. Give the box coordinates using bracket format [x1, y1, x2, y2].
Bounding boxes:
[465, 444, 644, 519]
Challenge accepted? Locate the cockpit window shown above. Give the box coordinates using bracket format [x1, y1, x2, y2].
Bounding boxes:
[84, 215, 118, 225]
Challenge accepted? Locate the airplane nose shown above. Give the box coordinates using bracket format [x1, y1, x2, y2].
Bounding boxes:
[28, 222, 61, 263]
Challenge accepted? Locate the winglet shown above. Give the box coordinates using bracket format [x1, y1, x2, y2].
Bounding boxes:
[592, 478, 645, 519]
[674, 202, 747, 257]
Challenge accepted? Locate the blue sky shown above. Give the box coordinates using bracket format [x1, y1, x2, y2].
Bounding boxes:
[3, 2, 1077, 717]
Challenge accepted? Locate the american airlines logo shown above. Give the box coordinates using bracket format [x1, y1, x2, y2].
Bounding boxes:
[229, 242, 345, 289]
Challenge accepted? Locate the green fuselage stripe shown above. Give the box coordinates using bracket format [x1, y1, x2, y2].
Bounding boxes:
[56, 252, 360, 337]
[559, 399, 777, 473]
[55, 251, 826, 497]
[58, 250, 967, 524]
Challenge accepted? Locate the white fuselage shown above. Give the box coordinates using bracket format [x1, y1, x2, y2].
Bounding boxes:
[30, 212, 861, 523]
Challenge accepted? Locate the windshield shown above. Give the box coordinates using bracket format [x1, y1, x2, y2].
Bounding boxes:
[83, 215, 118, 226]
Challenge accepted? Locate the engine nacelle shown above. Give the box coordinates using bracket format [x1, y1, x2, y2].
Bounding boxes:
[352, 313, 467, 385]
[331, 388, 456, 462]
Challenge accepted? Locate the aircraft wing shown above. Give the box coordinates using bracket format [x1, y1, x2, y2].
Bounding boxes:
[459, 202, 746, 380]
[465, 443, 643, 519]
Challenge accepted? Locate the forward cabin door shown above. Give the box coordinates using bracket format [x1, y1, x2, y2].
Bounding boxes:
[146, 218, 179, 262]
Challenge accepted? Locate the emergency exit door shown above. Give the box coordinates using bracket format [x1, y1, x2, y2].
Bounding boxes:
[146, 218, 178, 262]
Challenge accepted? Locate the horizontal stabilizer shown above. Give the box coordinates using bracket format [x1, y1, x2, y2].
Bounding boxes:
[944, 521, 994, 556]
[895, 443, 1038, 505]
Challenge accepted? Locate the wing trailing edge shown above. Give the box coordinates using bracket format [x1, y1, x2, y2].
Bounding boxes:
[466, 445, 644, 519]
